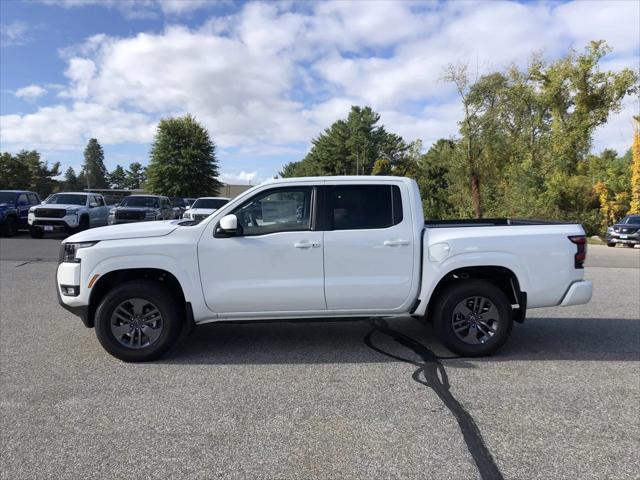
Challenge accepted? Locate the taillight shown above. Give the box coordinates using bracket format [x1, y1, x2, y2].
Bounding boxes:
[569, 235, 586, 269]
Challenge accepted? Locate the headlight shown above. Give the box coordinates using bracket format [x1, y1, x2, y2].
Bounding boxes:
[29, 207, 36, 213]
[66, 209, 79, 215]
[61, 241, 98, 263]
[607, 227, 613, 233]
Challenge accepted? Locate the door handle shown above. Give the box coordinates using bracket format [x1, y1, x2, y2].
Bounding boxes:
[294, 241, 321, 249]
[383, 239, 410, 246]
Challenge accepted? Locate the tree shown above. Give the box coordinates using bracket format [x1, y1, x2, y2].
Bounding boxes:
[108, 165, 127, 189]
[81, 138, 109, 189]
[125, 162, 146, 190]
[281, 106, 408, 177]
[146, 114, 221, 196]
[63, 167, 80, 191]
[0, 150, 60, 196]
[630, 119, 640, 214]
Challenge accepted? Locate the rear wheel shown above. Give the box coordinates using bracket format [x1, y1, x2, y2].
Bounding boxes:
[95, 280, 183, 362]
[1, 216, 18, 237]
[606, 242, 616, 247]
[625, 244, 636, 248]
[29, 226, 44, 238]
[432, 280, 513, 357]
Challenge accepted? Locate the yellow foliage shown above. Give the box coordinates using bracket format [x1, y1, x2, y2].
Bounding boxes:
[630, 125, 640, 214]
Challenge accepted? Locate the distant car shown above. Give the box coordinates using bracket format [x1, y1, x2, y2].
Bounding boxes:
[28, 192, 109, 238]
[0, 190, 41, 236]
[108, 195, 175, 225]
[169, 197, 188, 218]
[606, 214, 640, 248]
[182, 197, 230, 222]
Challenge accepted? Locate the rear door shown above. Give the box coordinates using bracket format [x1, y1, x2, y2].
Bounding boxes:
[16, 193, 30, 226]
[322, 182, 416, 311]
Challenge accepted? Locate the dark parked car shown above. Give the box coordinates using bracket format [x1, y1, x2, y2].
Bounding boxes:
[107, 195, 176, 225]
[169, 197, 188, 218]
[0, 190, 41, 236]
[607, 214, 640, 248]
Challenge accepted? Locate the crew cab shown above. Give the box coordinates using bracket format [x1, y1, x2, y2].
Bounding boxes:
[56, 177, 592, 362]
[107, 195, 175, 225]
[0, 190, 41, 236]
[29, 192, 109, 238]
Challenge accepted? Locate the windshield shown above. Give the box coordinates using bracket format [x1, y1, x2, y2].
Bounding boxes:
[170, 197, 187, 208]
[192, 198, 229, 209]
[120, 196, 160, 208]
[0, 192, 17, 204]
[47, 194, 86, 206]
[621, 215, 640, 224]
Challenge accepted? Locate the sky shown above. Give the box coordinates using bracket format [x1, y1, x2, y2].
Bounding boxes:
[1, 0, 639, 185]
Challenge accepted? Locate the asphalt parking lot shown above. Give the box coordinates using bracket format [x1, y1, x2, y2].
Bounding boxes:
[1, 234, 638, 480]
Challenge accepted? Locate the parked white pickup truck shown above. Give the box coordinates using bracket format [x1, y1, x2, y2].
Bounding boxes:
[56, 176, 592, 361]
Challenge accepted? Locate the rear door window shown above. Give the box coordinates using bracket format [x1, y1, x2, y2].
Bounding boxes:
[330, 185, 403, 230]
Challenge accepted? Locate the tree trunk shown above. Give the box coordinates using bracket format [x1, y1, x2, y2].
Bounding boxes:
[470, 173, 482, 218]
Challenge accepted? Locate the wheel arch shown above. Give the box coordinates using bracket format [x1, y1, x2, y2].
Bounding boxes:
[87, 268, 188, 328]
[423, 265, 527, 323]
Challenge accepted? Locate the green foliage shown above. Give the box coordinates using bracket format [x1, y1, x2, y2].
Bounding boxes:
[146, 114, 221, 197]
[125, 162, 146, 190]
[63, 167, 80, 191]
[278, 42, 637, 235]
[280, 106, 408, 177]
[0, 150, 61, 196]
[82, 138, 109, 189]
[107, 165, 127, 189]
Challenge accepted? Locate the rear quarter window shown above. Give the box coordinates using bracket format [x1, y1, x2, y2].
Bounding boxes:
[330, 185, 403, 230]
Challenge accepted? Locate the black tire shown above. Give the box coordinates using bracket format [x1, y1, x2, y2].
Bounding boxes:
[625, 244, 636, 248]
[1, 216, 18, 237]
[606, 243, 616, 247]
[431, 279, 513, 357]
[95, 280, 183, 362]
[77, 215, 90, 231]
[29, 226, 44, 238]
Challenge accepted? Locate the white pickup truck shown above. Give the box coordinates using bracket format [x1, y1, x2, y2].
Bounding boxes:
[56, 176, 592, 362]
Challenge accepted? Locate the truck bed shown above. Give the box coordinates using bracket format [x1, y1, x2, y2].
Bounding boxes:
[425, 218, 578, 228]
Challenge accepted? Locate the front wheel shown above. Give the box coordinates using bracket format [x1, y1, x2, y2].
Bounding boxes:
[29, 226, 44, 238]
[94, 280, 183, 362]
[77, 216, 90, 231]
[431, 280, 513, 357]
[607, 242, 616, 247]
[1, 216, 18, 237]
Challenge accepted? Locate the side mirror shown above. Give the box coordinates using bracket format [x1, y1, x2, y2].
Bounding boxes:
[185, 205, 191, 210]
[215, 214, 238, 237]
[89, 202, 98, 208]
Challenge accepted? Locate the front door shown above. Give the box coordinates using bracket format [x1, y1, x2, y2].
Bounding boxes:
[198, 185, 326, 315]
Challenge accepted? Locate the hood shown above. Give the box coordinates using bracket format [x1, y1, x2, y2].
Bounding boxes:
[65, 219, 182, 243]
[188, 208, 216, 215]
[0, 203, 13, 210]
[114, 206, 159, 212]
[37, 204, 83, 210]
[613, 222, 640, 229]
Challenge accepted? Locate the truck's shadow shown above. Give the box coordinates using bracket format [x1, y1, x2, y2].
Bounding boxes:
[164, 316, 639, 365]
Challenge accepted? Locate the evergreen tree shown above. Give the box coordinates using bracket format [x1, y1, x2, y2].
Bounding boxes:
[146, 115, 221, 196]
[125, 162, 146, 190]
[108, 165, 127, 189]
[81, 138, 108, 189]
[63, 167, 80, 191]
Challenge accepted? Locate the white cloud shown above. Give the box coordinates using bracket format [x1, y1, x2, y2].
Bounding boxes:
[219, 171, 260, 185]
[14, 84, 48, 100]
[1, 0, 638, 178]
[1, 21, 30, 47]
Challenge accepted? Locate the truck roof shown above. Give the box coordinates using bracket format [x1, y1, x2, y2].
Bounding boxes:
[263, 176, 415, 185]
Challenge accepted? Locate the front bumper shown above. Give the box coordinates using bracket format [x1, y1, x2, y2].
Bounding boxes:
[606, 234, 639, 245]
[56, 261, 92, 327]
[29, 213, 79, 230]
[559, 280, 593, 307]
